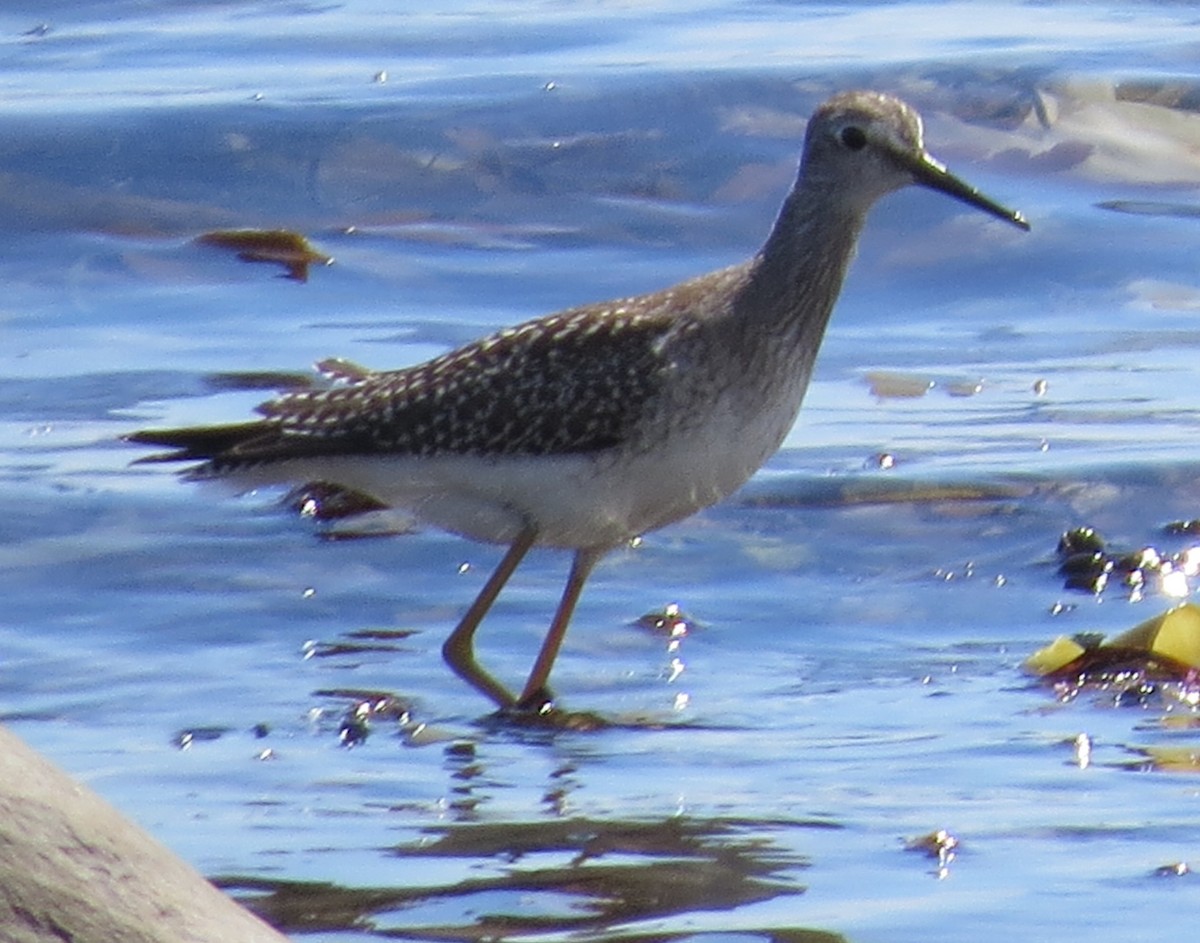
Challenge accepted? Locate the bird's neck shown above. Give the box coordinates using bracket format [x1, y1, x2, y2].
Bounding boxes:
[741, 177, 868, 351]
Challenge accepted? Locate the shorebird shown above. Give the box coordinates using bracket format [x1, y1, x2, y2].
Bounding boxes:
[128, 91, 1028, 713]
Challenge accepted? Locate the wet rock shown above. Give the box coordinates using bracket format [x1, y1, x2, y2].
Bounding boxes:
[0, 724, 287, 943]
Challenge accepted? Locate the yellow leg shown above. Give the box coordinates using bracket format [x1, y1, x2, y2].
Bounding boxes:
[518, 547, 604, 708]
[441, 527, 537, 709]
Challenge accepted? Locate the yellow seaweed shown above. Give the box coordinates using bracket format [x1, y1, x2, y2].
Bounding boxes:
[196, 228, 332, 281]
[1109, 602, 1200, 670]
[1023, 635, 1088, 676]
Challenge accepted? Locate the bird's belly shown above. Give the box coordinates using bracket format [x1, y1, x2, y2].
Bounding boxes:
[269, 455, 720, 550]
[217, 393, 797, 550]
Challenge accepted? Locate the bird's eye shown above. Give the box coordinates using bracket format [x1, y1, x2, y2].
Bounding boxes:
[839, 125, 867, 151]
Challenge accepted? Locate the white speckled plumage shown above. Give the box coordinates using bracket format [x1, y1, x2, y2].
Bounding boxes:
[128, 91, 1027, 713]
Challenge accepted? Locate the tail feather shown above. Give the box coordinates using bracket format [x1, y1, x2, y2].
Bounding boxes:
[123, 422, 270, 463]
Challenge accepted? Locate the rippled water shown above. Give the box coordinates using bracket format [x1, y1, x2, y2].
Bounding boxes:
[5, 2, 1200, 941]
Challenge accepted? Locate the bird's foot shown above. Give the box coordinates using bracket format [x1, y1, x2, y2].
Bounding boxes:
[490, 687, 609, 731]
[514, 685, 557, 715]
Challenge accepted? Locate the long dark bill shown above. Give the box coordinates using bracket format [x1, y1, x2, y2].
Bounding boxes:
[907, 151, 1030, 231]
